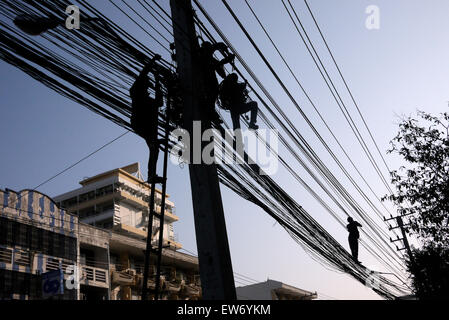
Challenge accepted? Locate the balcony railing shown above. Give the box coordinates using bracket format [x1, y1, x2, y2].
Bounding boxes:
[0, 245, 76, 276]
[0, 246, 13, 265]
[81, 265, 108, 288]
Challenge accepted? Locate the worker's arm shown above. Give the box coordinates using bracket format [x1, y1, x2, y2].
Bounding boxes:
[238, 82, 247, 92]
[138, 54, 162, 79]
[211, 42, 235, 67]
[356, 222, 362, 227]
[211, 42, 227, 52]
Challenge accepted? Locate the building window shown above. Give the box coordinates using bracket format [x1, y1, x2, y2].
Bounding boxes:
[62, 197, 78, 208]
[36, 228, 43, 252]
[95, 202, 114, 214]
[0, 217, 8, 245]
[79, 207, 95, 219]
[79, 191, 95, 204]
[102, 221, 113, 229]
[96, 185, 114, 197]
[58, 233, 65, 259]
[18, 224, 28, 248]
[0, 217, 76, 262]
[101, 204, 114, 212]
[11, 222, 19, 246]
[46, 231, 54, 256]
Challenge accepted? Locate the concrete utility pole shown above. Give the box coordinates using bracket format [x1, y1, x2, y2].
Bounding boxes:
[387, 214, 421, 293]
[169, 0, 236, 299]
[396, 216, 414, 264]
[387, 215, 414, 261]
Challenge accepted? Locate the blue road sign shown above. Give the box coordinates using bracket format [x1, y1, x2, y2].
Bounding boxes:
[42, 269, 64, 298]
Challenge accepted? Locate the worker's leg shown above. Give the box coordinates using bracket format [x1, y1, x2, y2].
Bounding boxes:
[349, 237, 359, 262]
[354, 240, 359, 261]
[146, 110, 162, 181]
[236, 101, 258, 129]
[204, 92, 222, 124]
[146, 103, 168, 184]
[230, 110, 244, 158]
[146, 135, 160, 183]
[247, 101, 258, 126]
[349, 236, 357, 259]
[230, 110, 241, 130]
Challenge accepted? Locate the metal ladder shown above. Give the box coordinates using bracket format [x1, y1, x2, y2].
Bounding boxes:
[141, 102, 172, 301]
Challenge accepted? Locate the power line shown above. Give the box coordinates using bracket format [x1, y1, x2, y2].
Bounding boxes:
[178, 248, 262, 286]
[138, 0, 173, 36]
[4, 131, 129, 210]
[0, 0, 409, 298]
[34, 131, 129, 190]
[121, 0, 172, 43]
[108, 0, 171, 54]
[282, 0, 393, 194]
[187, 1, 404, 282]
[211, 0, 405, 270]
[243, 0, 397, 224]
[238, 0, 405, 271]
[193, 0, 408, 286]
[303, 0, 392, 175]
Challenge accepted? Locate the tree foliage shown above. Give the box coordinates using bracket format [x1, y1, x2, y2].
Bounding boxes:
[385, 111, 449, 298]
[384, 111, 449, 245]
[406, 243, 449, 299]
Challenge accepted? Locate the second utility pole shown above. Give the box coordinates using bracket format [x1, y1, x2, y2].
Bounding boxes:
[169, 0, 236, 299]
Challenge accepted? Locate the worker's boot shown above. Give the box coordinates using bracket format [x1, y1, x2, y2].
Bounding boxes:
[249, 122, 259, 130]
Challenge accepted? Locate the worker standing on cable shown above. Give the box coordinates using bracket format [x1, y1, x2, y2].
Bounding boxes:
[218, 73, 258, 130]
[130, 54, 164, 183]
[347, 217, 362, 263]
[198, 41, 235, 124]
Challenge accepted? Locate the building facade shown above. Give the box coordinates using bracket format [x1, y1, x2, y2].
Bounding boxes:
[54, 163, 181, 251]
[236, 279, 317, 300]
[0, 188, 79, 299]
[0, 164, 201, 300]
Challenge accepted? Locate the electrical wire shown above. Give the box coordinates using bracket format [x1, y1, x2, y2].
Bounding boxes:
[303, 0, 392, 175]
[0, 0, 410, 298]
[193, 0, 406, 280]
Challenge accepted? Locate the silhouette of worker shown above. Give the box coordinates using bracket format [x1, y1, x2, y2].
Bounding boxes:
[130, 55, 164, 184]
[198, 41, 235, 124]
[218, 73, 258, 130]
[347, 217, 362, 263]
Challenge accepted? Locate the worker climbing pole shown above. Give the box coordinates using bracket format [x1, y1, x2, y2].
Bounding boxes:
[134, 0, 244, 300]
[129, 54, 174, 300]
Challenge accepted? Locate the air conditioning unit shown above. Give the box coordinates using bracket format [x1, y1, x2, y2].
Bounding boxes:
[126, 269, 136, 276]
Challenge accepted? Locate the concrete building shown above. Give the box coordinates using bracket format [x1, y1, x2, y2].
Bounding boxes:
[0, 188, 81, 299]
[236, 279, 317, 300]
[54, 163, 181, 251]
[0, 164, 201, 300]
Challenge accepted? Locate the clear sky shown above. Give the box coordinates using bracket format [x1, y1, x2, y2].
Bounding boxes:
[2, 0, 449, 300]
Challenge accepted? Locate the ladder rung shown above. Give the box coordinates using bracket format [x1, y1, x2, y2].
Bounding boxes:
[147, 175, 167, 184]
[149, 211, 168, 220]
[147, 244, 170, 254]
[151, 211, 161, 219]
